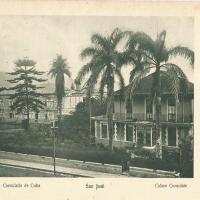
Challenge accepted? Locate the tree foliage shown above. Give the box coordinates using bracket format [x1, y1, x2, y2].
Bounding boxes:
[6, 57, 47, 129]
[48, 54, 71, 121]
[125, 30, 194, 158]
[76, 28, 126, 150]
[62, 97, 107, 143]
[179, 134, 193, 177]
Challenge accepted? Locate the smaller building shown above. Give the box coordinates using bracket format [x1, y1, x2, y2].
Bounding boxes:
[0, 72, 86, 123]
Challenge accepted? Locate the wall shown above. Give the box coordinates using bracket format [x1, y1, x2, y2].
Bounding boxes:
[114, 100, 126, 114]
[132, 97, 145, 120]
[184, 97, 193, 121]
[161, 98, 167, 117]
[0, 151, 176, 177]
[95, 138, 134, 149]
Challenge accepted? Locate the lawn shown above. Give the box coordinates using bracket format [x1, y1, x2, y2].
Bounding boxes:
[0, 129, 180, 172]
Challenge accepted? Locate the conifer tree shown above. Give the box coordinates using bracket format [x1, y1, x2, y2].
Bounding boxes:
[7, 57, 47, 129]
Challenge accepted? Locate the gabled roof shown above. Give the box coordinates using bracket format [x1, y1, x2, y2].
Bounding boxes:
[115, 72, 194, 96]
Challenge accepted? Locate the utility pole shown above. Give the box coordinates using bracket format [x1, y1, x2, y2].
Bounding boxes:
[51, 120, 58, 176]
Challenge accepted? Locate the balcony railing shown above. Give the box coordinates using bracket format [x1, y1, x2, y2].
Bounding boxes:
[113, 113, 193, 123]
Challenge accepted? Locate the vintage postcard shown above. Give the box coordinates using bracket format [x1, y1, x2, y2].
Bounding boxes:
[0, 0, 199, 200]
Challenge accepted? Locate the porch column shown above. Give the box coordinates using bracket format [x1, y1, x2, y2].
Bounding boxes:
[114, 123, 117, 141]
[165, 127, 168, 146]
[107, 123, 109, 139]
[100, 122, 102, 138]
[124, 124, 127, 141]
[176, 128, 179, 146]
[144, 127, 146, 144]
[95, 121, 97, 138]
[176, 99, 177, 122]
[133, 126, 136, 143]
[150, 128, 153, 146]
[159, 129, 162, 145]
[135, 126, 137, 144]
[183, 99, 185, 123]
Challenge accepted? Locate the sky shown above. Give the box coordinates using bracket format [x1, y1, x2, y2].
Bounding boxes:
[0, 16, 194, 86]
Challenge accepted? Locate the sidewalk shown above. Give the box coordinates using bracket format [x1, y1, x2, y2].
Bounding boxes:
[0, 158, 127, 178]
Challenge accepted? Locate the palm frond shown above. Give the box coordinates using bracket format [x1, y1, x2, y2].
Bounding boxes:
[168, 46, 194, 65]
[115, 68, 125, 96]
[64, 68, 71, 78]
[75, 63, 92, 84]
[99, 69, 108, 99]
[156, 30, 166, 49]
[91, 33, 109, 50]
[162, 63, 189, 96]
[127, 32, 155, 52]
[84, 66, 102, 98]
[49, 55, 71, 79]
[129, 68, 138, 83]
[126, 32, 157, 65]
[80, 47, 99, 60]
[126, 68, 150, 103]
[110, 28, 126, 49]
[161, 70, 180, 100]
[48, 68, 56, 78]
[162, 63, 188, 80]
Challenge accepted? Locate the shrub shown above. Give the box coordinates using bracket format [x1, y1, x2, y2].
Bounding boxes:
[130, 157, 179, 171]
[133, 146, 156, 159]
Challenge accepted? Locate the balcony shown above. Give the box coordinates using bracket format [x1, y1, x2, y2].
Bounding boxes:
[112, 113, 193, 123]
[113, 113, 145, 121]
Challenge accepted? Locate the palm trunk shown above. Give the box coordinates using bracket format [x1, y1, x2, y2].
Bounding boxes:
[89, 95, 92, 143]
[154, 66, 162, 159]
[107, 107, 114, 151]
[57, 100, 62, 139]
[107, 76, 114, 152]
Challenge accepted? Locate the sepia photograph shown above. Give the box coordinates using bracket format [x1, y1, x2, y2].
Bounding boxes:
[0, 15, 194, 178]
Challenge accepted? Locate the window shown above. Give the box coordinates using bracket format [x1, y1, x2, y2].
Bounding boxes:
[137, 126, 152, 146]
[144, 127, 151, 146]
[168, 127, 176, 146]
[137, 127, 144, 145]
[146, 97, 153, 120]
[126, 100, 132, 114]
[126, 125, 133, 142]
[101, 124, 108, 139]
[9, 113, 14, 119]
[35, 113, 38, 120]
[168, 98, 176, 121]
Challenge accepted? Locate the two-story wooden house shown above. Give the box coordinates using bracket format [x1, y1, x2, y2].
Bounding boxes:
[92, 73, 193, 151]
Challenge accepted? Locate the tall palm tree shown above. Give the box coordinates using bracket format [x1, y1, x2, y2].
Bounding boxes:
[125, 30, 194, 158]
[75, 28, 126, 151]
[48, 55, 71, 128]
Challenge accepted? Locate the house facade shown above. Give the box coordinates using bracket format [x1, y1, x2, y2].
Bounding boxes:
[92, 74, 194, 151]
